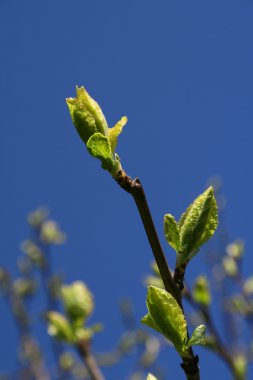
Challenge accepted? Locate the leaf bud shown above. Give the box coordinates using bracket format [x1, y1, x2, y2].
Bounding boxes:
[61, 281, 94, 322]
[66, 86, 108, 144]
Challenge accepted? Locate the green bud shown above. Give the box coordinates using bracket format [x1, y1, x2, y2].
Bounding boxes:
[226, 240, 244, 259]
[20, 240, 44, 267]
[223, 256, 238, 277]
[27, 208, 48, 228]
[13, 278, 37, 298]
[243, 276, 253, 296]
[58, 352, 75, 371]
[61, 281, 94, 322]
[233, 355, 247, 380]
[67, 86, 127, 176]
[192, 275, 211, 307]
[46, 311, 74, 342]
[40, 221, 66, 244]
[66, 86, 108, 144]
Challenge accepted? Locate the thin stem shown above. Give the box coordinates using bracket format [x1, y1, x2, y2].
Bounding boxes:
[184, 288, 239, 379]
[115, 170, 200, 380]
[115, 171, 180, 304]
[77, 339, 105, 380]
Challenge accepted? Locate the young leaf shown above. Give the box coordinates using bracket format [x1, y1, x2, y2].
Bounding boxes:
[188, 325, 206, 347]
[108, 116, 127, 153]
[142, 313, 162, 334]
[142, 286, 188, 355]
[178, 186, 218, 264]
[66, 86, 108, 145]
[46, 312, 74, 343]
[164, 214, 180, 252]
[67, 102, 98, 144]
[86, 133, 115, 172]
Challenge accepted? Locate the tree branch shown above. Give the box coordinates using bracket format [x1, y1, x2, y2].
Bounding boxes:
[77, 339, 105, 380]
[115, 170, 200, 380]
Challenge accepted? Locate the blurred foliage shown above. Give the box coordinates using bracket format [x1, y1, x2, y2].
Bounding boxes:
[0, 178, 252, 380]
[0, 209, 166, 380]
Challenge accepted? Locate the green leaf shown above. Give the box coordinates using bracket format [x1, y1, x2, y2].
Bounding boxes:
[223, 256, 238, 277]
[226, 240, 244, 259]
[147, 374, 158, 380]
[142, 313, 162, 334]
[188, 324, 206, 347]
[178, 186, 218, 264]
[67, 102, 98, 144]
[66, 86, 108, 145]
[142, 286, 188, 355]
[75, 86, 108, 135]
[46, 312, 74, 343]
[164, 214, 180, 252]
[87, 133, 115, 172]
[108, 116, 127, 153]
[192, 276, 211, 307]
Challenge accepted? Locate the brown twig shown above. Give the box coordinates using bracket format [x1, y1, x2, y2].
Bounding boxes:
[115, 170, 200, 380]
[77, 339, 105, 380]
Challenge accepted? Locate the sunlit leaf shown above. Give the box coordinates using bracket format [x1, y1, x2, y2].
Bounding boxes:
[108, 116, 127, 152]
[178, 187, 218, 264]
[142, 286, 187, 355]
[87, 133, 115, 172]
[164, 214, 180, 252]
[188, 324, 206, 347]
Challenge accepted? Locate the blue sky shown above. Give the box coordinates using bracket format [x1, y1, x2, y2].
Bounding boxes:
[0, 0, 253, 378]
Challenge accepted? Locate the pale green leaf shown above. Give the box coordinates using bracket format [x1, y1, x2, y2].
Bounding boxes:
[223, 256, 238, 277]
[46, 312, 74, 343]
[143, 286, 188, 354]
[66, 86, 109, 145]
[164, 214, 180, 252]
[188, 324, 206, 347]
[66, 101, 97, 144]
[178, 187, 218, 263]
[86, 133, 115, 172]
[108, 116, 127, 153]
[75, 86, 108, 136]
[142, 313, 162, 334]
